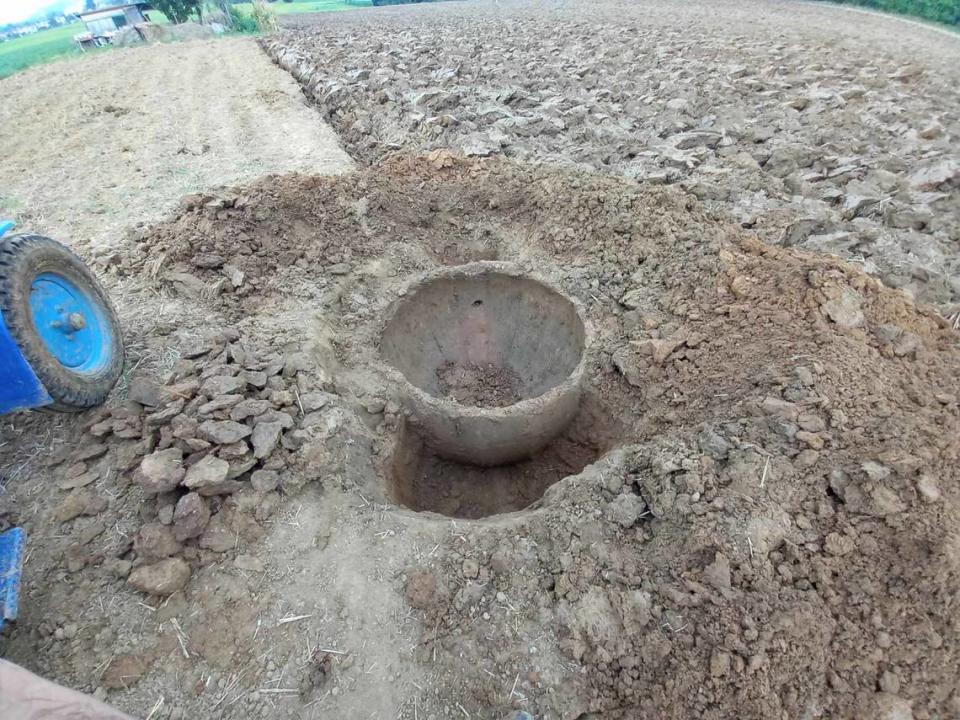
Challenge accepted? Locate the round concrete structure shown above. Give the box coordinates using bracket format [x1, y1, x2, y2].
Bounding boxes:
[380, 262, 588, 466]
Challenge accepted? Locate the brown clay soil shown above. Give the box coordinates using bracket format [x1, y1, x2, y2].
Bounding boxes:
[265, 0, 960, 315]
[2, 154, 958, 720]
[387, 398, 610, 519]
[1, 4, 960, 720]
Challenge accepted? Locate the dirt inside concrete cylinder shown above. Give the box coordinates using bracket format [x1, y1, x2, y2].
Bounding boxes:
[380, 266, 588, 466]
[381, 270, 585, 404]
[435, 360, 521, 407]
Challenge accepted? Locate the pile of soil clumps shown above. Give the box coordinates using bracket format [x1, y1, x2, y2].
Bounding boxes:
[2, 156, 957, 719]
[40, 330, 348, 597]
[126, 156, 960, 718]
[263, 0, 960, 312]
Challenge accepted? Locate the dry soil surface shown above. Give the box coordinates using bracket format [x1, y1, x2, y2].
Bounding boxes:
[1, 5, 959, 720]
[0, 36, 353, 253]
[266, 0, 960, 313]
[2, 155, 958, 720]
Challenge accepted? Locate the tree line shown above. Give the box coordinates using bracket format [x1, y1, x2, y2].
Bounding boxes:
[816, 0, 959, 26]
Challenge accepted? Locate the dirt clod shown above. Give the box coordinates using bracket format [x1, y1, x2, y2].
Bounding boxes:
[102, 654, 150, 690]
[134, 523, 183, 561]
[182, 455, 230, 495]
[127, 557, 191, 597]
[197, 420, 252, 445]
[405, 570, 439, 610]
[172, 492, 210, 541]
[134, 448, 185, 495]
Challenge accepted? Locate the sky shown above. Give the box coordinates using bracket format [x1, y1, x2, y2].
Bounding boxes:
[0, 0, 79, 25]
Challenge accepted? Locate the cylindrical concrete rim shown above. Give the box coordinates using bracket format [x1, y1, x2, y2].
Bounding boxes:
[378, 261, 590, 466]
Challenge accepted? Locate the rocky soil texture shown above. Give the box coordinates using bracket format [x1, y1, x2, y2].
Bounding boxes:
[2, 156, 957, 719]
[60, 334, 341, 596]
[264, 0, 960, 313]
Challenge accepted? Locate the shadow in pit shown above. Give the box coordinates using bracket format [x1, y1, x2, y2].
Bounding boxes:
[385, 392, 624, 519]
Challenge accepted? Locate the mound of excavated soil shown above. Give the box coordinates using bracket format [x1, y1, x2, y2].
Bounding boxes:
[262, 0, 960, 314]
[3, 156, 959, 719]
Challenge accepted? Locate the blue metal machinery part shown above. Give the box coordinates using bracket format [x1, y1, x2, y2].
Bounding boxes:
[0, 221, 53, 414]
[29, 272, 112, 374]
[0, 527, 25, 631]
[0, 221, 30, 633]
[0, 313, 51, 414]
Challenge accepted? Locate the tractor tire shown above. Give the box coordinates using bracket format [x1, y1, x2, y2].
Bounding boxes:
[0, 233, 124, 411]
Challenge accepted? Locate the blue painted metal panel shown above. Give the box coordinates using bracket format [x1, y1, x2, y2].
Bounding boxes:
[0, 527, 25, 630]
[1, 223, 31, 633]
[0, 309, 52, 414]
[0, 220, 54, 413]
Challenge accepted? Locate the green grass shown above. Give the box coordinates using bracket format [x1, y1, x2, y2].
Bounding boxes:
[0, 12, 172, 80]
[0, 22, 88, 80]
[0, 1, 370, 79]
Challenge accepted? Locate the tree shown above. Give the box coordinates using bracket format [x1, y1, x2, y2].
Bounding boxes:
[83, 0, 96, 10]
[814, 0, 959, 26]
[212, 0, 233, 27]
[150, 0, 200, 24]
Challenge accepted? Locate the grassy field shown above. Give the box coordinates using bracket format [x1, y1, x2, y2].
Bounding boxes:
[0, 22, 87, 80]
[0, 14, 171, 80]
[0, 0, 371, 80]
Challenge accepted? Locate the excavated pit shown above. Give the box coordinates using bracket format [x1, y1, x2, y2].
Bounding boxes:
[22, 146, 960, 718]
[386, 394, 616, 519]
[380, 263, 588, 467]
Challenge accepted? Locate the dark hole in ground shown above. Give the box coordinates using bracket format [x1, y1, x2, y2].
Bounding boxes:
[385, 393, 622, 519]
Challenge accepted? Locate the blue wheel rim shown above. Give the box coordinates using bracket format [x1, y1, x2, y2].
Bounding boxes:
[29, 272, 112, 374]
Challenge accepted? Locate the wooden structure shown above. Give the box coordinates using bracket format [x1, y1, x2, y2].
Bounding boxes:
[74, 3, 153, 49]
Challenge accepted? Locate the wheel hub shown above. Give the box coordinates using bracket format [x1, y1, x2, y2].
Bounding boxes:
[28, 273, 109, 373]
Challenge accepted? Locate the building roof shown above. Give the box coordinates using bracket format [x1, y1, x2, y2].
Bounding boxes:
[76, 3, 151, 20]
